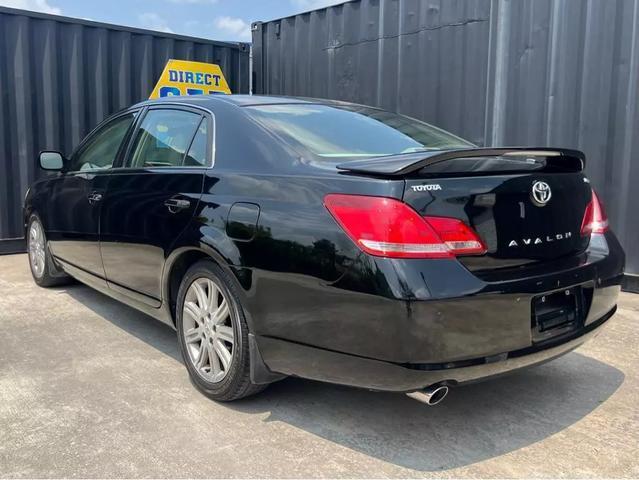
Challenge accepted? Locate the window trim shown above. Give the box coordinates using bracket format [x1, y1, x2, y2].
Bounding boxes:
[65, 109, 140, 175]
[115, 103, 215, 171]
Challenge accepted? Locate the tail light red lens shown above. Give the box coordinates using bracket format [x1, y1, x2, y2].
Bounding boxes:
[424, 216, 489, 256]
[323, 194, 486, 259]
[580, 189, 609, 236]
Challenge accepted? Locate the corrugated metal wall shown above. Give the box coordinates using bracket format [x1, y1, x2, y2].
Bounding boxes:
[0, 6, 249, 251]
[252, 0, 639, 281]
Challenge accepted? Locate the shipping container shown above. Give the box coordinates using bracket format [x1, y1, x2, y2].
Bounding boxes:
[252, 0, 639, 289]
[0, 6, 249, 253]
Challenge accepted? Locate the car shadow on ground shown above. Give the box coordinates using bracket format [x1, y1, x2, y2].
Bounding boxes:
[63, 283, 182, 361]
[65, 283, 625, 472]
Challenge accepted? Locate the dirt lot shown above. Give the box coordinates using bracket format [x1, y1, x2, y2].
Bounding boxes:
[0, 253, 637, 478]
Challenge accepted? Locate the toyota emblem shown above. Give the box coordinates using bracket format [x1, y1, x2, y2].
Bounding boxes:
[531, 181, 552, 206]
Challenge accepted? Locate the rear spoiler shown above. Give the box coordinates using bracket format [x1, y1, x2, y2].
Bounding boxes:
[335, 147, 586, 176]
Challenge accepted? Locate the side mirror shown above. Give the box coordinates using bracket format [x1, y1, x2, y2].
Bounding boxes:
[39, 151, 64, 171]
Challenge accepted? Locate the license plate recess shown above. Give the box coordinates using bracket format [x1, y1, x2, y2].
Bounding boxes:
[531, 287, 584, 343]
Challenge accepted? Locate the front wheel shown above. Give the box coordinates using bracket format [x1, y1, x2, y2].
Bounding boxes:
[27, 214, 71, 287]
[176, 260, 267, 401]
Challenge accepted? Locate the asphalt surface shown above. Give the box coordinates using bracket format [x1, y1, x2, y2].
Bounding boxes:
[0, 253, 637, 478]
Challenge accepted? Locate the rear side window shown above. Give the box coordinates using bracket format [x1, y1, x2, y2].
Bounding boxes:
[127, 109, 203, 168]
[69, 113, 136, 172]
[244, 104, 473, 160]
[183, 118, 208, 167]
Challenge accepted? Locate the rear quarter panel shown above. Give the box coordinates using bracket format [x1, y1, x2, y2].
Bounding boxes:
[189, 165, 405, 351]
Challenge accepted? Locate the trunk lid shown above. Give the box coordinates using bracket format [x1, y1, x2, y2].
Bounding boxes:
[337, 148, 592, 271]
[403, 173, 591, 270]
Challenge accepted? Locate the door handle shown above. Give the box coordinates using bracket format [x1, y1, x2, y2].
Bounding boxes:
[87, 192, 103, 204]
[164, 198, 191, 213]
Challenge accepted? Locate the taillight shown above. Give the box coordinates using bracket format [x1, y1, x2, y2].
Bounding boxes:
[323, 194, 486, 259]
[580, 189, 609, 236]
[424, 217, 488, 256]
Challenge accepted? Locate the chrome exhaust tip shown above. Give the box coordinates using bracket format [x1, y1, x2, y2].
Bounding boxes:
[406, 384, 449, 406]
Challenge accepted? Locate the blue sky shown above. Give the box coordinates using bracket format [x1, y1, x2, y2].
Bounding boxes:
[0, 0, 344, 41]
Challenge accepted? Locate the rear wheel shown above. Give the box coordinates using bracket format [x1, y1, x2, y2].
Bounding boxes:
[176, 260, 266, 401]
[27, 214, 71, 287]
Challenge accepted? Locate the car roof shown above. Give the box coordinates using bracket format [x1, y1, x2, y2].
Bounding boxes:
[132, 94, 374, 110]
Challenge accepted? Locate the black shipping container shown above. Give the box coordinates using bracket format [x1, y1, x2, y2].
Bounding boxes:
[0, 6, 249, 252]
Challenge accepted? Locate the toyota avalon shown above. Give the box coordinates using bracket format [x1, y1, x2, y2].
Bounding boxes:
[24, 95, 625, 404]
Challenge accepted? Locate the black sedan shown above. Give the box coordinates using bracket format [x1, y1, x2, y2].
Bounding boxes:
[24, 95, 625, 404]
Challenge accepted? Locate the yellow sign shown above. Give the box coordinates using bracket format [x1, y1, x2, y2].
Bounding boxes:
[149, 59, 231, 99]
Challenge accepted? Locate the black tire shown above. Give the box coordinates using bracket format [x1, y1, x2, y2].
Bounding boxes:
[176, 259, 267, 401]
[26, 214, 72, 288]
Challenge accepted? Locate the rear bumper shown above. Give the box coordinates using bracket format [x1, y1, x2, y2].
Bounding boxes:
[256, 306, 616, 392]
[249, 232, 624, 391]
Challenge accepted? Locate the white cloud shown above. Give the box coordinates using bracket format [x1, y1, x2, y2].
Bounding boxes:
[0, 0, 61, 15]
[213, 15, 251, 42]
[138, 12, 174, 33]
[290, 0, 345, 11]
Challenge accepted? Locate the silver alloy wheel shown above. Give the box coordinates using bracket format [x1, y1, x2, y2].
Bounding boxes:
[28, 220, 46, 278]
[182, 277, 235, 383]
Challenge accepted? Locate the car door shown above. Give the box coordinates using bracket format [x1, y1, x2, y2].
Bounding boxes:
[46, 111, 138, 282]
[99, 106, 209, 304]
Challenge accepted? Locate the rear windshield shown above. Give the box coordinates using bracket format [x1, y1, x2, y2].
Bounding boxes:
[244, 103, 473, 160]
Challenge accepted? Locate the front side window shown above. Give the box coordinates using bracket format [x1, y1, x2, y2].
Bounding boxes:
[69, 113, 136, 172]
[244, 104, 473, 160]
[127, 109, 203, 168]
